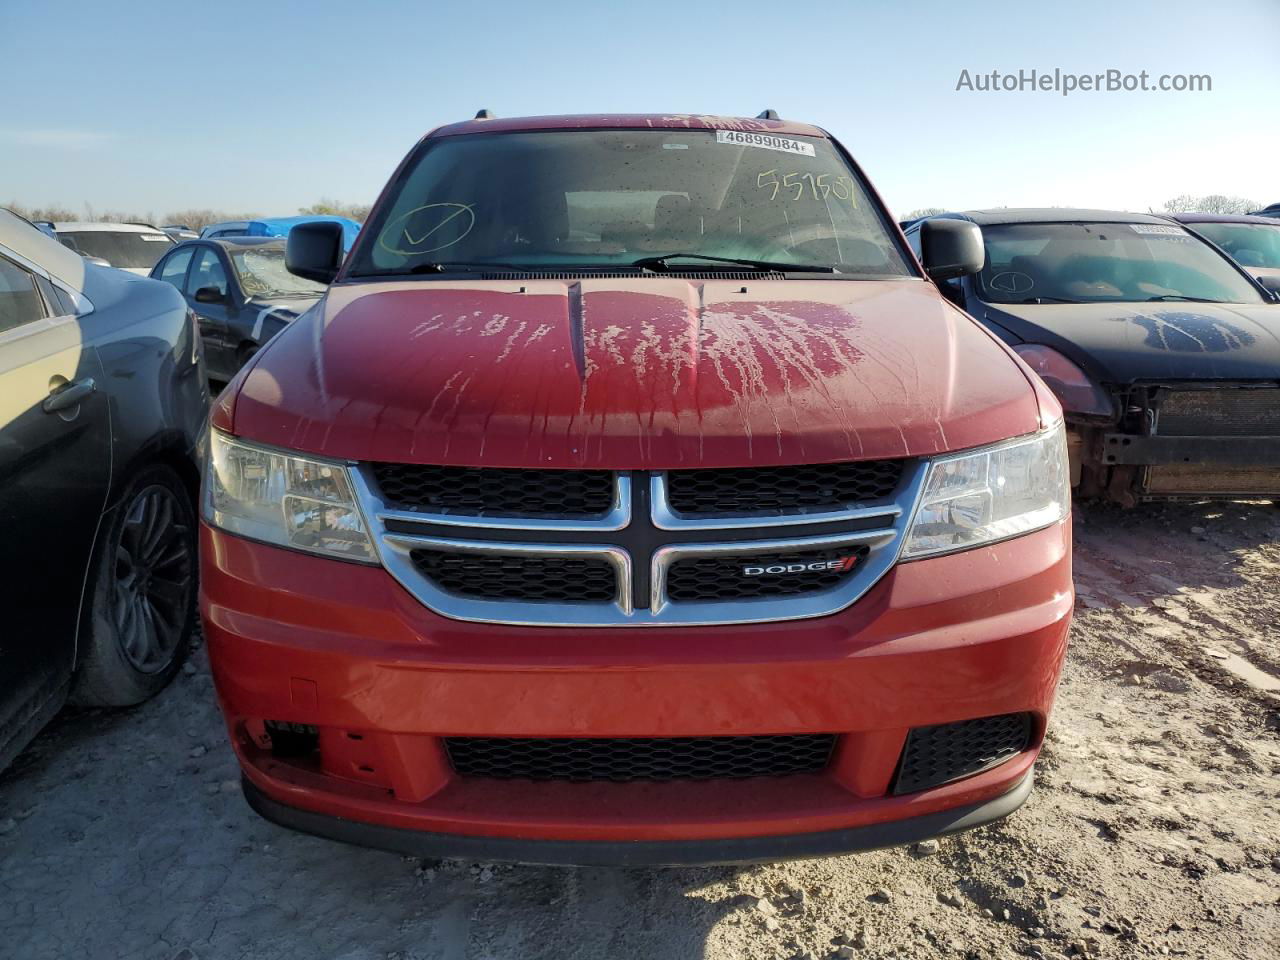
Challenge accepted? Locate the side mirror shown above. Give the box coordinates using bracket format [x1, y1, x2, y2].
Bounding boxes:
[287, 221, 344, 284]
[920, 219, 985, 281]
[195, 286, 225, 304]
[1255, 274, 1280, 300]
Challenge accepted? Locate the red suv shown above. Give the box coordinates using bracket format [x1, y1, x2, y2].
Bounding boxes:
[200, 113, 1073, 865]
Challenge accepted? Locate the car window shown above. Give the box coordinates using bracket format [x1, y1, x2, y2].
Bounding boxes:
[976, 222, 1266, 305]
[905, 228, 922, 259]
[157, 248, 195, 290]
[186, 247, 229, 298]
[56, 230, 174, 269]
[0, 255, 47, 333]
[230, 247, 325, 297]
[350, 129, 913, 278]
[1191, 222, 1280, 269]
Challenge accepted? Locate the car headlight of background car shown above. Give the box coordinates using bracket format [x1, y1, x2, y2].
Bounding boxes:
[203, 430, 376, 562]
[903, 420, 1070, 559]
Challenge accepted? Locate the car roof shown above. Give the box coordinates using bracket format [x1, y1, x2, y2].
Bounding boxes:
[1168, 212, 1280, 225]
[428, 113, 828, 140]
[53, 221, 170, 233]
[934, 208, 1174, 226]
[0, 208, 89, 290]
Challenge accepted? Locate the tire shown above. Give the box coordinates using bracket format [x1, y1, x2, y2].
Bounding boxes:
[70, 464, 198, 707]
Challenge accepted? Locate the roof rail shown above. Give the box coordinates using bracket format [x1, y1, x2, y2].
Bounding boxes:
[474, 109, 495, 120]
[756, 109, 780, 120]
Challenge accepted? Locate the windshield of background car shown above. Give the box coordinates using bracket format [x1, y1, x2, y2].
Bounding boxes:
[58, 230, 173, 268]
[347, 129, 913, 277]
[232, 248, 325, 297]
[977, 222, 1265, 305]
[1190, 222, 1280, 270]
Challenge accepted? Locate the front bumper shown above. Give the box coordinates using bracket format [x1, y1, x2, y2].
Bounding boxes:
[242, 769, 1035, 866]
[201, 519, 1072, 863]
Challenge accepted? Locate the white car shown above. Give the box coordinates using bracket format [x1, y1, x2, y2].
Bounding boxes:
[53, 221, 175, 276]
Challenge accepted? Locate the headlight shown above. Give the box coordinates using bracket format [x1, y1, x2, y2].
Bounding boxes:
[902, 421, 1070, 559]
[203, 430, 376, 562]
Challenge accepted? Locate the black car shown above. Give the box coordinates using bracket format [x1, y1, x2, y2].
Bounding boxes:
[150, 237, 325, 380]
[0, 209, 208, 771]
[905, 209, 1280, 505]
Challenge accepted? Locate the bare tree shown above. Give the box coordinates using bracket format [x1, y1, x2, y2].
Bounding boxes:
[902, 206, 948, 221]
[298, 198, 372, 221]
[1161, 194, 1261, 215]
[6, 200, 370, 231]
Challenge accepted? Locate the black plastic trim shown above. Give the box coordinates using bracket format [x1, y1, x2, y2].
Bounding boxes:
[242, 770, 1033, 867]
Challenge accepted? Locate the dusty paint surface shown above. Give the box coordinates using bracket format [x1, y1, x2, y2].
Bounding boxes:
[230, 278, 1039, 468]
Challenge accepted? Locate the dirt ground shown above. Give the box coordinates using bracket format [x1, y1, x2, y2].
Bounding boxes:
[2, 501, 1277, 960]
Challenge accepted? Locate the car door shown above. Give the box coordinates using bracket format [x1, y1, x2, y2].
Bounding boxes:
[0, 251, 111, 759]
[184, 245, 235, 378]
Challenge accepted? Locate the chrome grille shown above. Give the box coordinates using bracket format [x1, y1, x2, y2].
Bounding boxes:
[352, 460, 924, 627]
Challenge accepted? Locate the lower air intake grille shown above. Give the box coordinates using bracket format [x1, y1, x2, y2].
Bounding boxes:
[666, 460, 903, 514]
[892, 713, 1032, 795]
[410, 551, 616, 603]
[371, 464, 614, 517]
[666, 546, 869, 602]
[445, 734, 837, 782]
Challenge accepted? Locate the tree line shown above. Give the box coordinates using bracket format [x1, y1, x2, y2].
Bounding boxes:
[4, 199, 372, 231]
[901, 195, 1269, 222]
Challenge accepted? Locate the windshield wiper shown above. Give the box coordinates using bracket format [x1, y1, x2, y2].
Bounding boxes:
[629, 253, 836, 273]
[354, 261, 528, 277]
[1145, 294, 1221, 303]
[1016, 296, 1085, 304]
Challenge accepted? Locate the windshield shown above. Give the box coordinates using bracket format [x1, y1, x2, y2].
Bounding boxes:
[348, 129, 913, 278]
[59, 230, 174, 268]
[977, 222, 1265, 305]
[1190, 222, 1280, 270]
[231, 248, 326, 297]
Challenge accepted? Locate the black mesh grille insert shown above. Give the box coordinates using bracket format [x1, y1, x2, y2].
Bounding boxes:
[445, 734, 836, 782]
[371, 464, 614, 517]
[410, 550, 616, 603]
[892, 713, 1032, 795]
[666, 546, 869, 602]
[666, 460, 903, 514]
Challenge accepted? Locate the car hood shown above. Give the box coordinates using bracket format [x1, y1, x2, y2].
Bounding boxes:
[229, 277, 1040, 469]
[983, 300, 1280, 384]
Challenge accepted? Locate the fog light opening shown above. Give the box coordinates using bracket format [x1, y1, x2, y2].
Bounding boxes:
[263, 720, 320, 759]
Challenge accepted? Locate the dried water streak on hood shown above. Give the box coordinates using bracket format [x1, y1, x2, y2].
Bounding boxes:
[232, 278, 1038, 469]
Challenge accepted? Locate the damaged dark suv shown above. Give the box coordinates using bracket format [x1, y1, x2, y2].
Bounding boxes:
[907, 209, 1280, 504]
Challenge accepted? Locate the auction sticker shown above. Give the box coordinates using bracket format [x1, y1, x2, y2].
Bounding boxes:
[716, 129, 815, 156]
[1130, 224, 1184, 236]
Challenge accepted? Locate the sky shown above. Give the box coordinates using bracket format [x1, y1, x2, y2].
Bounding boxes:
[3, 0, 1278, 220]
